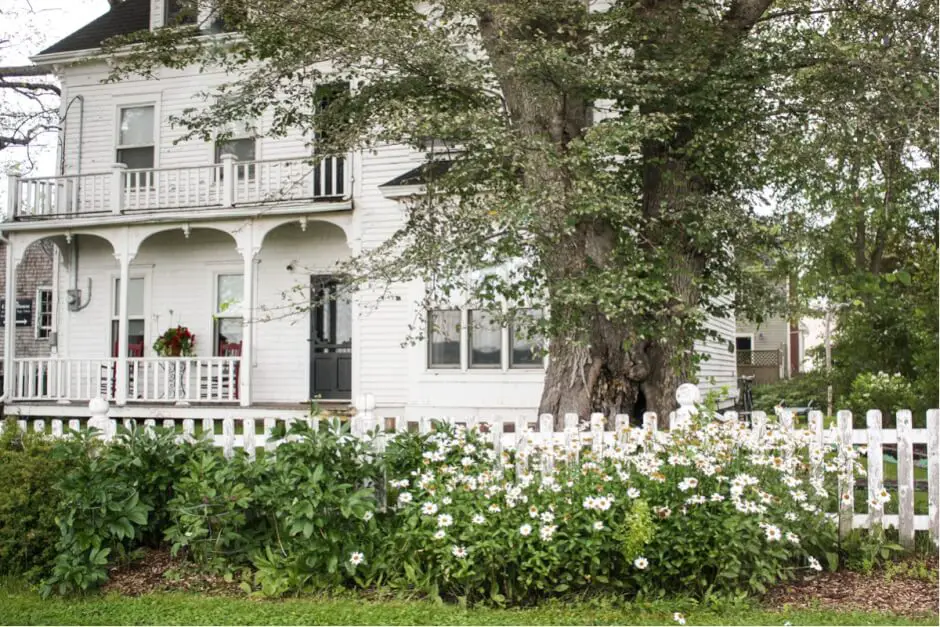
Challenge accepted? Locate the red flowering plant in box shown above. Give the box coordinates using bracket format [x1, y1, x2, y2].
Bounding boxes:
[152, 325, 196, 357]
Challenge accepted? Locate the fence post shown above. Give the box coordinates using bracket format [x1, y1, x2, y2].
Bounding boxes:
[896, 410, 915, 549]
[866, 410, 884, 531]
[590, 413, 605, 457]
[927, 409, 939, 546]
[539, 414, 554, 475]
[808, 410, 824, 485]
[222, 417, 235, 459]
[87, 397, 113, 441]
[564, 413, 579, 463]
[110, 163, 126, 214]
[837, 410, 854, 540]
[243, 418, 256, 461]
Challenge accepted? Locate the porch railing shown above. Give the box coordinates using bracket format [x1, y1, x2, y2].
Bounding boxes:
[6, 154, 348, 219]
[9, 357, 240, 403]
[12, 358, 118, 402]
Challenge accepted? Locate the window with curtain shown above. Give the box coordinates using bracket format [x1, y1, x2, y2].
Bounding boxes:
[469, 310, 501, 368]
[428, 309, 461, 368]
[510, 308, 545, 368]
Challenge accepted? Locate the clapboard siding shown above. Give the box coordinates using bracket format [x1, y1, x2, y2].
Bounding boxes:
[737, 316, 789, 353]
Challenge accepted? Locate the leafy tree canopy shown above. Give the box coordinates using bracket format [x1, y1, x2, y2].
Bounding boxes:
[105, 0, 937, 418]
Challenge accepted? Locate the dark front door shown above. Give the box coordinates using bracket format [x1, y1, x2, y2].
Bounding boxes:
[310, 275, 352, 400]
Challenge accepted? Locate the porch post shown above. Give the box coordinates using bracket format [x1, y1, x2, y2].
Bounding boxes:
[237, 225, 258, 408]
[3, 240, 17, 399]
[114, 252, 132, 405]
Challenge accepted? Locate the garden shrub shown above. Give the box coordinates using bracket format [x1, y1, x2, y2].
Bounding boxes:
[249, 421, 381, 596]
[845, 372, 919, 427]
[0, 419, 66, 582]
[164, 447, 266, 573]
[750, 371, 832, 413]
[375, 415, 844, 603]
[41, 425, 209, 595]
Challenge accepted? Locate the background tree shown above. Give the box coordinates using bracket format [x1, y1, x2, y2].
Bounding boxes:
[108, 0, 937, 421]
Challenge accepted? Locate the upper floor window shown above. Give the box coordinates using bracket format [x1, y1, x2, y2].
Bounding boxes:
[117, 105, 155, 170]
[215, 138, 256, 179]
[165, 0, 198, 26]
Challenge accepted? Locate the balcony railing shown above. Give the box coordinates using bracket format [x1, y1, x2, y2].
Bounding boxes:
[6, 154, 348, 220]
[10, 356, 241, 403]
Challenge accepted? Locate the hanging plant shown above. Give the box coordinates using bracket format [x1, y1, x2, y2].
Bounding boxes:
[153, 325, 196, 357]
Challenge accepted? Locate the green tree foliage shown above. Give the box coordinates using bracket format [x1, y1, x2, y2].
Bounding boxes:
[105, 1, 936, 419]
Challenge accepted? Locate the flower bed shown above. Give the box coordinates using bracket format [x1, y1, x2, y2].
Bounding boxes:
[8, 411, 876, 601]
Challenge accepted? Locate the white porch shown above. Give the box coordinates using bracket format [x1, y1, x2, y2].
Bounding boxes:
[2, 213, 356, 409]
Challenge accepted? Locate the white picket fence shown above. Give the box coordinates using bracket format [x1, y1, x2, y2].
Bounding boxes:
[3, 396, 938, 548]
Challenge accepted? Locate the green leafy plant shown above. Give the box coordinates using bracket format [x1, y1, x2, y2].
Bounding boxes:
[152, 325, 196, 357]
[845, 372, 918, 428]
[0, 419, 67, 582]
[164, 448, 264, 574]
[42, 430, 153, 596]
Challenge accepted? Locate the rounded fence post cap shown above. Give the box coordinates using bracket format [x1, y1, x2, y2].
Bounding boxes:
[88, 396, 109, 415]
[675, 383, 701, 408]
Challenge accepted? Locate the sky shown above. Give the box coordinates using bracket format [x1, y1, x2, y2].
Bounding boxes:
[2, 0, 111, 178]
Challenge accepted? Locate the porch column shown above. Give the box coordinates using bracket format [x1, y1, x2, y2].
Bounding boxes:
[237, 228, 259, 408]
[3, 240, 17, 399]
[114, 251, 134, 405]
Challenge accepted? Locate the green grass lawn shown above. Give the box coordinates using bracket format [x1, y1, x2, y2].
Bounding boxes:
[0, 587, 936, 626]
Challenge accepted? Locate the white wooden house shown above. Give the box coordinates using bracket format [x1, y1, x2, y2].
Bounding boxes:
[0, 0, 737, 421]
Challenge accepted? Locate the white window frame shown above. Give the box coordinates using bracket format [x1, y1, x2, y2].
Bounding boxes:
[34, 287, 54, 340]
[213, 271, 244, 356]
[425, 307, 546, 373]
[110, 275, 149, 356]
[115, 102, 158, 171]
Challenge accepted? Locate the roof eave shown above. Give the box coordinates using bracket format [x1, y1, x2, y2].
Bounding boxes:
[379, 184, 426, 200]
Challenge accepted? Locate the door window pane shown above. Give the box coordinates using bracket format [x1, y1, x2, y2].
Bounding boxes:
[428, 310, 460, 368]
[510, 309, 544, 368]
[114, 278, 145, 317]
[111, 319, 146, 356]
[469, 310, 501, 368]
[735, 337, 752, 351]
[119, 106, 154, 146]
[217, 274, 243, 314]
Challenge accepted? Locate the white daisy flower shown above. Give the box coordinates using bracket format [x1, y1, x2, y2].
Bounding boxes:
[362, 511, 374, 522]
[397, 492, 413, 505]
[785, 532, 800, 545]
[472, 513, 486, 525]
[421, 502, 439, 516]
[433, 529, 446, 540]
[519, 524, 533, 537]
[437, 513, 453, 528]
[593, 520, 605, 531]
[451, 545, 468, 558]
[764, 525, 782, 542]
[442, 496, 453, 505]
[349, 551, 365, 566]
[627, 487, 641, 499]
[540, 511, 555, 523]
[634, 556, 649, 570]
[539, 524, 557, 541]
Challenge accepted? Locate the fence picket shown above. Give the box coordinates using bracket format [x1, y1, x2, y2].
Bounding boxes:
[264, 418, 276, 452]
[182, 419, 195, 442]
[928, 409, 939, 546]
[51, 419, 62, 437]
[590, 413, 605, 457]
[809, 410, 824, 485]
[837, 410, 854, 539]
[866, 410, 884, 530]
[896, 410, 915, 549]
[243, 418, 256, 461]
[222, 417, 235, 459]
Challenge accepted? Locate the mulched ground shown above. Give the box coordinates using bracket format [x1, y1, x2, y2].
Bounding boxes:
[764, 554, 939, 618]
[100, 549, 243, 596]
[104, 548, 938, 618]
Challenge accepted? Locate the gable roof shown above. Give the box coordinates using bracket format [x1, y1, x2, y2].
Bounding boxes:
[39, 0, 151, 56]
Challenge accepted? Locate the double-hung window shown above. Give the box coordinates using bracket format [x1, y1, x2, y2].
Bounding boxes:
[35, 288, 53, 339]
[468, 310, 501, 368]
[111, 278, 146, 356]
[117, 105, 155, 186]
[214, 274, 244, 356]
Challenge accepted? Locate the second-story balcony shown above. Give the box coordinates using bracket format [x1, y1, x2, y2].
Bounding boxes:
[6, 154, 348, 221]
